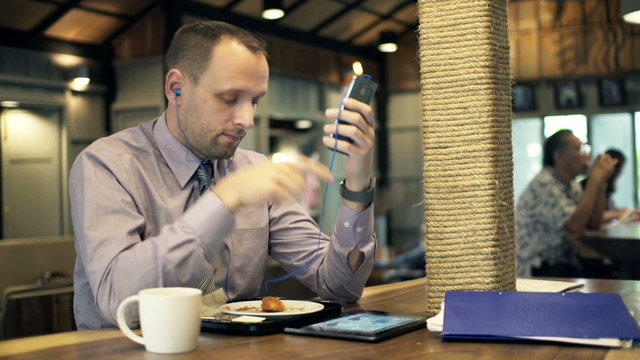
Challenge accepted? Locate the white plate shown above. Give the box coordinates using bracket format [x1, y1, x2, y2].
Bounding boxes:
[220, 299, 324, 317]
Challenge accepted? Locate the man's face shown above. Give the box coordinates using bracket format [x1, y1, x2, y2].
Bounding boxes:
[556, 134, 590, 177]
[179, 38, 268, 159]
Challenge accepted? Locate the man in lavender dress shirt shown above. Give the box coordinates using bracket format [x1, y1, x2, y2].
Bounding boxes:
[69, 21, 377, 329]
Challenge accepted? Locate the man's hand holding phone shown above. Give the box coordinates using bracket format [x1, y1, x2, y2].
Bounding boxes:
[322, 75, 378, 211]
[327, 75, 378, 148]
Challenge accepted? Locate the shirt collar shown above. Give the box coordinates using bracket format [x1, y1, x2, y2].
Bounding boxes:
[545, 167, 573, 189]
[154, 112, 200, 188]
[153, 112, 231, 188]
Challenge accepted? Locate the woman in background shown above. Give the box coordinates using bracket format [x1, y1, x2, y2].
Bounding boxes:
[581, 149, 640, 223]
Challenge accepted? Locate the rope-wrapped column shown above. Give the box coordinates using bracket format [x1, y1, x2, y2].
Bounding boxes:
[418, 0, 517, 316]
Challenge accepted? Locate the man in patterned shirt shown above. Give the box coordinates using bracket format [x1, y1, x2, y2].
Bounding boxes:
[515, 129, 618, 277]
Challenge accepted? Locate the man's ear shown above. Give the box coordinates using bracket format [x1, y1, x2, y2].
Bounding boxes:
[165, 69, 186, 104]
[553, 149, 563, 164]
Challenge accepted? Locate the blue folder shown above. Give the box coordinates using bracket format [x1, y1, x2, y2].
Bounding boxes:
[441, 291, 640, 342]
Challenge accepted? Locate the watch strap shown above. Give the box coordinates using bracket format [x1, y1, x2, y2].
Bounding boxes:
[339, 178, 375, 203]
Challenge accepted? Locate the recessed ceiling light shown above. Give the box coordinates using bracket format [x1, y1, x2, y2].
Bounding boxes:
[295, 120, 314, 129]
[621, 0, 640, 24]
[262, 0, 285, 20]
[1, 101, 19, 108]
[352, 61, 364, 76]
[70, 77, 91, 91]
[378, 31, 398, 53]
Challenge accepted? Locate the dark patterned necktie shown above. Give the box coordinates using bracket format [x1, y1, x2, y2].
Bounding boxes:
[196, 160, 213, 195]
[195, 159, 216, 294]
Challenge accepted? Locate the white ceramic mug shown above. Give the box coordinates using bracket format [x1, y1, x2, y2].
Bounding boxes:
[116, 287, 202, 354]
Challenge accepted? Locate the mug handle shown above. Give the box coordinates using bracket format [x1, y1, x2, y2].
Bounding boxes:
[116, 295, 145, 345]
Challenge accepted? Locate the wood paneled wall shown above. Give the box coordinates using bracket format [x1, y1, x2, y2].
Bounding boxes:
[112, 6, 165, 60]
[387, 32, 420, 91]
[510, 0, 640, 80]
[387, 0, 640, 91]
[111, 0, 640, 89]
[112, 10, 378, 86]
[261, 34, 379, 85]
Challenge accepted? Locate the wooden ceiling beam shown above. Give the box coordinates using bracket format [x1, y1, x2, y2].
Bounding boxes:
[309, 0, 367, 35]
[346, 0, 415, 43]
[223, 0, 244, 10]
[0, 25, 104, 59]
[180, 0, 376, 59]
[30, 0, 83, 35]
[272, 0, 310, 24]
[32, 0, 129, 19]
[105, 0, 162, 44]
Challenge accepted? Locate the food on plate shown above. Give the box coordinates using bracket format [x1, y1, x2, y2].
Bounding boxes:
[261, 296, 285, 312]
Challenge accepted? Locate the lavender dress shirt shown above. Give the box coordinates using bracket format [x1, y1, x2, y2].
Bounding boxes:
[69, 114, 375, 329]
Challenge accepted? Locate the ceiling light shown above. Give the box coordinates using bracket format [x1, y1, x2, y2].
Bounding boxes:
[352, 61, 364, 76]
[1, 101, 19, 108]
[69, 65, 91, 91]
[50, 54, 84, 68]
[272, 151, 299, 163]
[621, 0, 640, 24]
[378, 31, 398, 53]
[294, 120, 314, 129]
[71, 77, 91, 91]
[262, 0, 285, 20]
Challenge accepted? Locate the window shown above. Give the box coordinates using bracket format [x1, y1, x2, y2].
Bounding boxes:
[514, 112, 638, 209]
[543, 114, 588, 142]
[512, 118, 542, 203]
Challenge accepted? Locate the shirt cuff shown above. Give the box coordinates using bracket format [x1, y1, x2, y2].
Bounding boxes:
[333, 203, 374, 248]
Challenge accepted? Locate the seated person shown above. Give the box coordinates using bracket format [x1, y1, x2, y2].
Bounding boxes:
[70, 21, 377, 329]
[515, 130, 618, 278]
[581, 149, 640, 223]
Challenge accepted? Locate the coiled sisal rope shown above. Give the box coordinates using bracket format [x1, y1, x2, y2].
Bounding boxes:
[417, 0, 517, 316]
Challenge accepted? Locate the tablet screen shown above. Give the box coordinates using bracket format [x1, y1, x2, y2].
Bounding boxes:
[309, 313, 415, 335]
[284, 311, 427, 342]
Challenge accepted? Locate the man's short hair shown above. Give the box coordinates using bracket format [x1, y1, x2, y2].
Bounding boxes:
[165, 21, 267, 84]
[543, 129, 573, 167]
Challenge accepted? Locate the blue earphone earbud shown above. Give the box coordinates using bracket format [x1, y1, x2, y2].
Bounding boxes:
[174, 89, 181, 97]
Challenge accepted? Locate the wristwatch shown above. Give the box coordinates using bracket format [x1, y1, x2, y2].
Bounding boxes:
[339, 178, 376, 203]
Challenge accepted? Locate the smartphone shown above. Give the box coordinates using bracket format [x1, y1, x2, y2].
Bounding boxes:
[330, 75, 378, 150]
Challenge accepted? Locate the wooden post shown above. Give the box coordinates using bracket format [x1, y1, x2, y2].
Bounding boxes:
[417, 0, 517, 316]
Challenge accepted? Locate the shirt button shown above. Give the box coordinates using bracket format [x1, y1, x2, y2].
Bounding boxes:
[343, 221, 351, 228]
[356, 226, 363, 233]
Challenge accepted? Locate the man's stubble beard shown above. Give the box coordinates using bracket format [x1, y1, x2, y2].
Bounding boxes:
[180, 103, 241, 160]
[192, 131, 240, 160]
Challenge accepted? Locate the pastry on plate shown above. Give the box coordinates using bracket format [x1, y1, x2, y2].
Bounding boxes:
[261, 296, 285, 312]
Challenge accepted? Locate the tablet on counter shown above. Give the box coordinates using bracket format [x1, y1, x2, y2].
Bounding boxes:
[284, 311, 427, 342]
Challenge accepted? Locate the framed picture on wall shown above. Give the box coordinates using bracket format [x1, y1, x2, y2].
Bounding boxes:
[554, 81, 582, 109]
[598, 78, 627, 107]
[512, 83, 536, 111]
